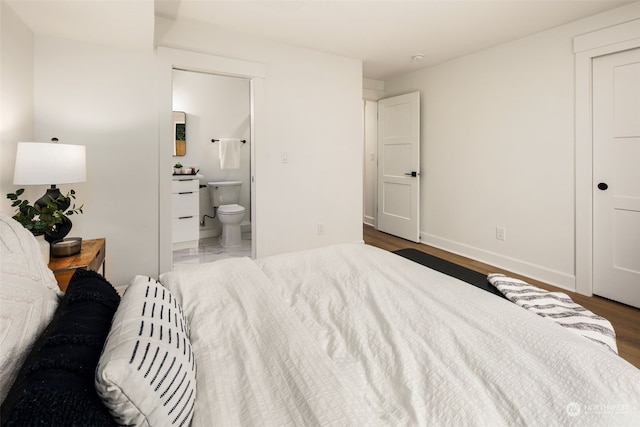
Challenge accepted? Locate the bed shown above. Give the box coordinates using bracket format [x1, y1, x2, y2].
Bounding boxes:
[1, 214, 639, 426]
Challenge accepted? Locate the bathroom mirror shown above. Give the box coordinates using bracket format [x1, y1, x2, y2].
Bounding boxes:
[173, 111, 186, 156]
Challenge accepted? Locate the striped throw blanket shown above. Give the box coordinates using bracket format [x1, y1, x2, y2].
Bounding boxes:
[488, 274, 618, 354]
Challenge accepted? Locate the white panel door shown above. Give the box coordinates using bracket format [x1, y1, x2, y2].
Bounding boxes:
[377, 92, 420, 242]
[593, 48, 640, 308]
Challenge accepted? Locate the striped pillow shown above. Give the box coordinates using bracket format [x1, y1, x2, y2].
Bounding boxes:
[96, 276, 196, 427]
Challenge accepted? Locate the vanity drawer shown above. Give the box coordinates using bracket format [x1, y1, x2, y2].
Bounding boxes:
[172, 178, 199, 193]
[172, 192, 199, 218]
[171, 177, 201, 245]
[172, 216, 199, 243]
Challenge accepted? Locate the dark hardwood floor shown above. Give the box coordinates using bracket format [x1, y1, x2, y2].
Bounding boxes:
[363, 224, 640, 370]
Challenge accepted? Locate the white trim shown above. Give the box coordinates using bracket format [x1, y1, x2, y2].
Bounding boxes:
[199, 228, 219, 239]
[573, 19, 640, 53]
[172, 240, 198, 251]
[420, 232, 575, 291]
[199, 221, 251, 239]
[574, 21, 640, 296]
[158, 47, 266, 78]
[363, 215, 375, 227]
[157, 47, 266, 275]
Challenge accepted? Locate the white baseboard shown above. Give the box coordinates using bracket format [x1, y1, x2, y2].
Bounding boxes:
[419, 232, 576, 291]
[172, 240, 198, 251]
[199, 221, 251, 240]
[363, 216, 375, 227]
[199, 227, 219, 239]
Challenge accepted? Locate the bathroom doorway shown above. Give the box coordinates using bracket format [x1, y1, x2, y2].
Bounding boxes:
[157, 47, 265, 275]
[171, 69, 252, 268]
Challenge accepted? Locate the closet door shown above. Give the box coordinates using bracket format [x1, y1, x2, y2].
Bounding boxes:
[592, 48, 640, 308]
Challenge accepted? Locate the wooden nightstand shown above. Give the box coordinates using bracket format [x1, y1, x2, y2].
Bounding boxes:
[48, 238, 106, 292]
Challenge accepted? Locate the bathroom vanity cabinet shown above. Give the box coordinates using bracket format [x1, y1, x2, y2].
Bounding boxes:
[172, 176, 201, 249]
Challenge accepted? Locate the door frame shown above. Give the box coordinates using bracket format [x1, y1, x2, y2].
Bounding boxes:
[157, 47, 266, 275]
[574, 19, 640, 296]
[363, 99, 378, 228]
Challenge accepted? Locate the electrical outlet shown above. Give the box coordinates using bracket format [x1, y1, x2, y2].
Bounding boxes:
[317, 223, 325, 235]
[281, 152, 289, 163]
[496, 227, 506, 241]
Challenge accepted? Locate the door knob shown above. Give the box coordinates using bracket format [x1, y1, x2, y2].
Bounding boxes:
[597, 183, 608, 191]
[404, 171, 419, 177]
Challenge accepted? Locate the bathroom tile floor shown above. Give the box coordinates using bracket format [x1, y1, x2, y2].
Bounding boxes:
[172, 232, 252, 270]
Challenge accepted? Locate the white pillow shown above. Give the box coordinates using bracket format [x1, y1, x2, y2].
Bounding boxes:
[0, 279, 59, 402]
[0, 214, 61, 296]
[0, 214, 60, 402]
[95, 275, 196, 427]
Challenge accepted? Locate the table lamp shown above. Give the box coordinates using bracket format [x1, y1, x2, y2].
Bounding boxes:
[13, 139, 86, 243]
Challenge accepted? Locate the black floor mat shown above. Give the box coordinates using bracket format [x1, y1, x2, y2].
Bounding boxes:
[393, 248, 506, 300]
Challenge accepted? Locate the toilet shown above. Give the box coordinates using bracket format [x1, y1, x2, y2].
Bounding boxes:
[207, 181, 246, 248]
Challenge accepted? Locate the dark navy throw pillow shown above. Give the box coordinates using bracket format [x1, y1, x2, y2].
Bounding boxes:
[1, 269, 120, 426]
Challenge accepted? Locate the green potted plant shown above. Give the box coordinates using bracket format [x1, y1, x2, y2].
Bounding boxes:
[6, 188, 83, 241]
[174, 162, 183, 174]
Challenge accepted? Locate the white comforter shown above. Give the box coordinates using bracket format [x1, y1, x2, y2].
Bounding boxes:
[160, 243, 640, 426]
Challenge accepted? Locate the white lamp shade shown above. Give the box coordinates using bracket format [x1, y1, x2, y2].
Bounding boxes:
[13, 142, 86, 185]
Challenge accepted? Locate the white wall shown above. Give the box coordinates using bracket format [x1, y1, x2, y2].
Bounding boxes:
[159, 18, 364, 258]
[3, 12, 363, 286]
[1, 6, 160, 289]
[32, 36, 158, 287]
[363, 78, 385, 101]
[172, 70, 251, 237]
[383, 3, 639, 290]
[0, 1, 35, 209]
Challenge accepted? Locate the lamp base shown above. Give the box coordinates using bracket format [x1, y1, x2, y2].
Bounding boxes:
[45, 215, 73, 243]
[51, 237, 82, 257]
[37, 186, 73, 243]
[35, 187, 70, 211]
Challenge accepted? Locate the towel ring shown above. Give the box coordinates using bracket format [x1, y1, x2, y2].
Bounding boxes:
[211, 139, 246, 143]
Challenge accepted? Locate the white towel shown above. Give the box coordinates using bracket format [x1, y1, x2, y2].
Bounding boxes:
[219, 138, 242, 169]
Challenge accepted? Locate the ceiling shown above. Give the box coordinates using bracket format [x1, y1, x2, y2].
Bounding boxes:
[7, 0, 633, 80]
